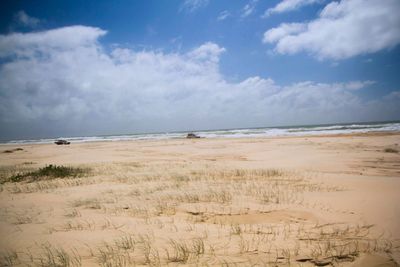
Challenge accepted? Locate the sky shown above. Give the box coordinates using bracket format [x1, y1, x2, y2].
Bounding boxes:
[0, 0, 400, 140]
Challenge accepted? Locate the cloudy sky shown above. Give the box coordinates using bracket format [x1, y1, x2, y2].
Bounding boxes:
[0, 0, 400, 140]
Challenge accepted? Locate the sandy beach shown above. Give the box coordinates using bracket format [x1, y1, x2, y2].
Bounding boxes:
[0, 132, 399, 266]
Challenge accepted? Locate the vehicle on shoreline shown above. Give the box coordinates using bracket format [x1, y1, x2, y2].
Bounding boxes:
[54, 139, 70, 145]
[186, 133, 201, 139]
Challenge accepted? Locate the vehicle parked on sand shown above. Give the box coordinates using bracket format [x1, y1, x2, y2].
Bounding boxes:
[54, 139, 70, 145]
[186, 133, 201, 139]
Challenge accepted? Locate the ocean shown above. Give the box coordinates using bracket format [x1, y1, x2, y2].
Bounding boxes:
[3, 121, 400, 144]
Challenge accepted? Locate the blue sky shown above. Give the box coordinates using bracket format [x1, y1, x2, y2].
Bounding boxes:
[0, 0, 400, 140]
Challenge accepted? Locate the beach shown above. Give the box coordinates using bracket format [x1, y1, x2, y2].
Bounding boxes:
[0, 132, 399, 266]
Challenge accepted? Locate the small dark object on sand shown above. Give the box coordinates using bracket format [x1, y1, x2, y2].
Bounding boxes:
[55, 139, 70, 145]
[186, 133, 201, 139]
[384, 148, 398, 153]
[3, 148, 24, 153]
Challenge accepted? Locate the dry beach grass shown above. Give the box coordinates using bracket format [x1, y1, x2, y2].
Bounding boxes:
[0, 133, 399, 266]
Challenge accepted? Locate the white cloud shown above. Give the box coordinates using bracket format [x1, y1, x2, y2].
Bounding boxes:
[0, 25, 106, 58]
[217, 10, 231, 21]
[241, 0, 259, 18]
[180, 0, 209, 13]
[14, 10, 40, 28]
[188, 42, 226, 63]
[343, 81, 375, 90]
[0, 26, 398, 139]
[263, 23, 306, 43]
[263, 0, 321, 17]
[263, 0, 400, 60]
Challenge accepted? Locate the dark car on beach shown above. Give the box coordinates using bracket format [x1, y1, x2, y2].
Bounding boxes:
[54, 139, 70, 145]
[186, 133, 201, 139]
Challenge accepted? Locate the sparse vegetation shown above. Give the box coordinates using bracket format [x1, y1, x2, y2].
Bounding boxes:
[4, 164, 89, 183]
[2, 148, 23, 153]
[35, 244, 81, 267]
[0, 250, 19, 266]
[384, 147, 398, 153]
[64, 209, 81, 218]
[0, 165, 33, 184]
[72, 198, 102, 210]
[0, 155, 398, 266]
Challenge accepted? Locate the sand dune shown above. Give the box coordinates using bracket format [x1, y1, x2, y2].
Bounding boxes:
[0, 133, 399, 266]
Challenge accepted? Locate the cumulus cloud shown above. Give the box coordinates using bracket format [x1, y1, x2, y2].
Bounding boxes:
[0, 26, 399, 140]
[217, 10, 231, 21]
[343, 81, 375, 90]
[180, 0, 209, 13]
[263, 0, 400, 60]
[188, 42, 226, 63]
[241, 0, 259, 18]
[263, 23, 306, 43]
[263, 0, 321, 17]
[14, 10, 40, 28]
[0, 26, 106, 58]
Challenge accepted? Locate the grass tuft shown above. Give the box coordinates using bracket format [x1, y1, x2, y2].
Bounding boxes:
[384, 148, 398, 153]
[37, 244, 81, 267]
[0, 250, 19, 266]
[5, 164, 89, 183]
[2, 148, 23, 153]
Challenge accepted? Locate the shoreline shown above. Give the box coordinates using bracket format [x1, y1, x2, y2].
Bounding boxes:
[1, 130, 400, 147]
